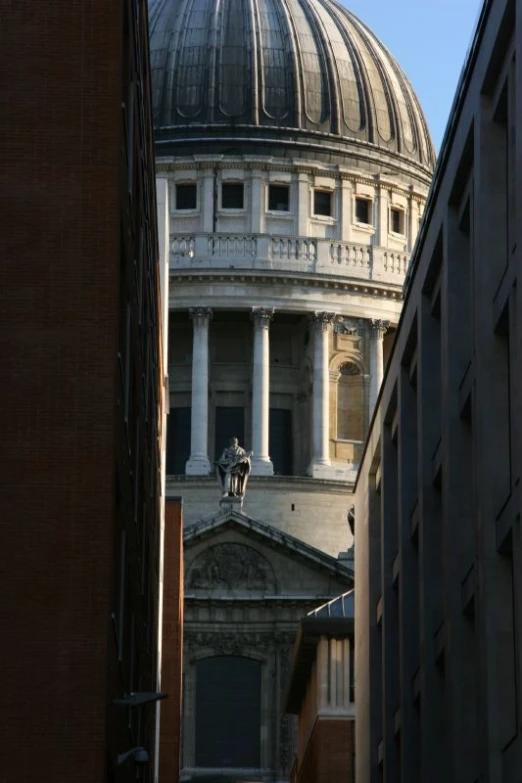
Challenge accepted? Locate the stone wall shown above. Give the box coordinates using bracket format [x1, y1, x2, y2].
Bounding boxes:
[167, 476, 354, 557]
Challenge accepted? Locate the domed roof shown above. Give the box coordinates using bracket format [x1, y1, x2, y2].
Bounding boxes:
[149, 0, 435, 173]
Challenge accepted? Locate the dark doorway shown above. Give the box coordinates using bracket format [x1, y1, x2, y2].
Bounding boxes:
[215, 406, 245, 459]
[166, 407, 191, 474]
[195, 656, 261, 768]
[269, 408, 293, 475]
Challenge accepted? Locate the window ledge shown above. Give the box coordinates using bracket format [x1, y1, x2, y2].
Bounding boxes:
[311, 215, 336, 223]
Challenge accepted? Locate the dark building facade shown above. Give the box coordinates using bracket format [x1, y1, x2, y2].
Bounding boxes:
[1, 1, 170, 781]
[355, 0, 522, 781]
[159, 499, 184, 783]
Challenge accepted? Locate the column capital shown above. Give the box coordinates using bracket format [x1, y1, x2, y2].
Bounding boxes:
[251, 307, 274, 329]
[189, 307, 213, 327]
[369, 318, 390, 338]
[311, 311, 336, 332]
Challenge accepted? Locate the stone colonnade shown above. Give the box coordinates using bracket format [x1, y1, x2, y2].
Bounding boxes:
[184, 307, 389, 477]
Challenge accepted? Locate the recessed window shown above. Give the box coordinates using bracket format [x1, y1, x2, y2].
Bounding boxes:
[390, 207, 405, 235]
[313, 189, 333, 217]
[175, 183, 197, 211]
[222, 182, 244, 210]
[355, 197, 372, 225]
[268, 184, 290, 212]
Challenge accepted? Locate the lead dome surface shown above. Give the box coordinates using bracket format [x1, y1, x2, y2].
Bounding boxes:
[149, 0, 435, 172]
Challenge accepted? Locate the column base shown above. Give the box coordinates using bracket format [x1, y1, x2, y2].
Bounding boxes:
[185, 456, 212, 476]
[250, 458, 274, 477]
[219, 495, 244, 512]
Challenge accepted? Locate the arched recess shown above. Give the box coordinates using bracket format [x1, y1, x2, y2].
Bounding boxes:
[336, 360, 364, 441]
[195, 655, 262, 768]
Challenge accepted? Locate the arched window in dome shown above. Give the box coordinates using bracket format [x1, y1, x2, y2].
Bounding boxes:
[337, 361, 364, 441]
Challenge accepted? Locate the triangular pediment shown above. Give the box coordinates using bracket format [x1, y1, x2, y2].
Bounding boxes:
[183, 508, 353, 598]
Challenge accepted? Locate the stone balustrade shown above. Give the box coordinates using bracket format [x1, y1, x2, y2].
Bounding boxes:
[170, 233, 410, 285]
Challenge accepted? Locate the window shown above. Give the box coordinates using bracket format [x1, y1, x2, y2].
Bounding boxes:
[166, 407, 191, 474]
[215, 407, 245, 460]
[355, 197, 372, 225]
[268, 184, 290, 211]
[313, 189, 333, 217]
[337, 362, 363, 441]
[222, 182, 244, 209]
[175, 183, 197, 210]
[390, 207, 405, 235]
[195, 656, 261, 768]
[269, 409, 293, 475]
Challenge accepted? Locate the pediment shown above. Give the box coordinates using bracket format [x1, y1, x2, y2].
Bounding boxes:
[184, 510, 353, 598]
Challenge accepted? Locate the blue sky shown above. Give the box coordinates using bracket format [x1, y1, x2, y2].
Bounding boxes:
[341, 0, 484, 151]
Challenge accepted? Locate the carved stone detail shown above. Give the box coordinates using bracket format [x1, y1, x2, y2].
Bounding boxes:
[184, 629, 275, 656]
[334, 317, 364, 336]
[279, 644, 294, 774]
[311, 311, 336, 331]
[251, 307, 275, 329]
[189, 306, 213, 327]
[186, 543, 277, 592]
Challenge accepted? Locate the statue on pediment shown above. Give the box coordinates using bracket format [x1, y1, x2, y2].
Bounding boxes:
[215, 437, 252, 498]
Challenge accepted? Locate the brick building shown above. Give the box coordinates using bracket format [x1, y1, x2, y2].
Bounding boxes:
[286, 592, 356, 783]
[355, 0, 522, 781]
[159, 499, 184, 783]
[1, 1, 177, 781]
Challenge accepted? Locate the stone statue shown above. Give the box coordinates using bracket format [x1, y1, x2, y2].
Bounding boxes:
[215, 437, 252, 498]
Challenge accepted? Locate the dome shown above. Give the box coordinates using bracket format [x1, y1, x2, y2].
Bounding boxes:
[149, 0, 435, 173]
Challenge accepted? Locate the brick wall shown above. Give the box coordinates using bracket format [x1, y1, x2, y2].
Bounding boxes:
[296, 718, 355, 783]
[1, 1, 163, 781]
[159, 500, 184, 783]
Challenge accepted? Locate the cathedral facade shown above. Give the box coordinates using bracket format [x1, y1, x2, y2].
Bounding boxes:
[149, 0, 435, 779]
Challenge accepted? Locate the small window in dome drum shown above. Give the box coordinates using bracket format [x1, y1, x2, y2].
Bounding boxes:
[268, 184, 290, 212]
[355, 197, 372, 225]
[391, 207, 405, 235]
[176, 183, 197, 210]
[314, 190, 332, 217]
[222, 182, 244, 210]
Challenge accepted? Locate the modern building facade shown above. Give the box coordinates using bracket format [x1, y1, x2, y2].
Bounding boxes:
[286, 591, 356, 783]
[148, 0, 435, 779]
[2, 1, 173, 781]
[354, 0, 522, 781]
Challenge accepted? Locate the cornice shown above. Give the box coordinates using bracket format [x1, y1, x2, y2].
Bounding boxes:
[168, 269, 404, 300]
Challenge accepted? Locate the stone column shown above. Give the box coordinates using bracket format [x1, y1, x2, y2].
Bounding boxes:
[308, 312, 335, 478]
[185, 307, 212, 475]
[297, 171, 310, 236]
[368, 319, 389, 417]
[317, 636, 329, 710]
[251, 308, 274, 475]
[202, 169, 215, 234]
[250, 169, 265, 234]
[340, 178, 353, 241]
[377, 185, 390, 246]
